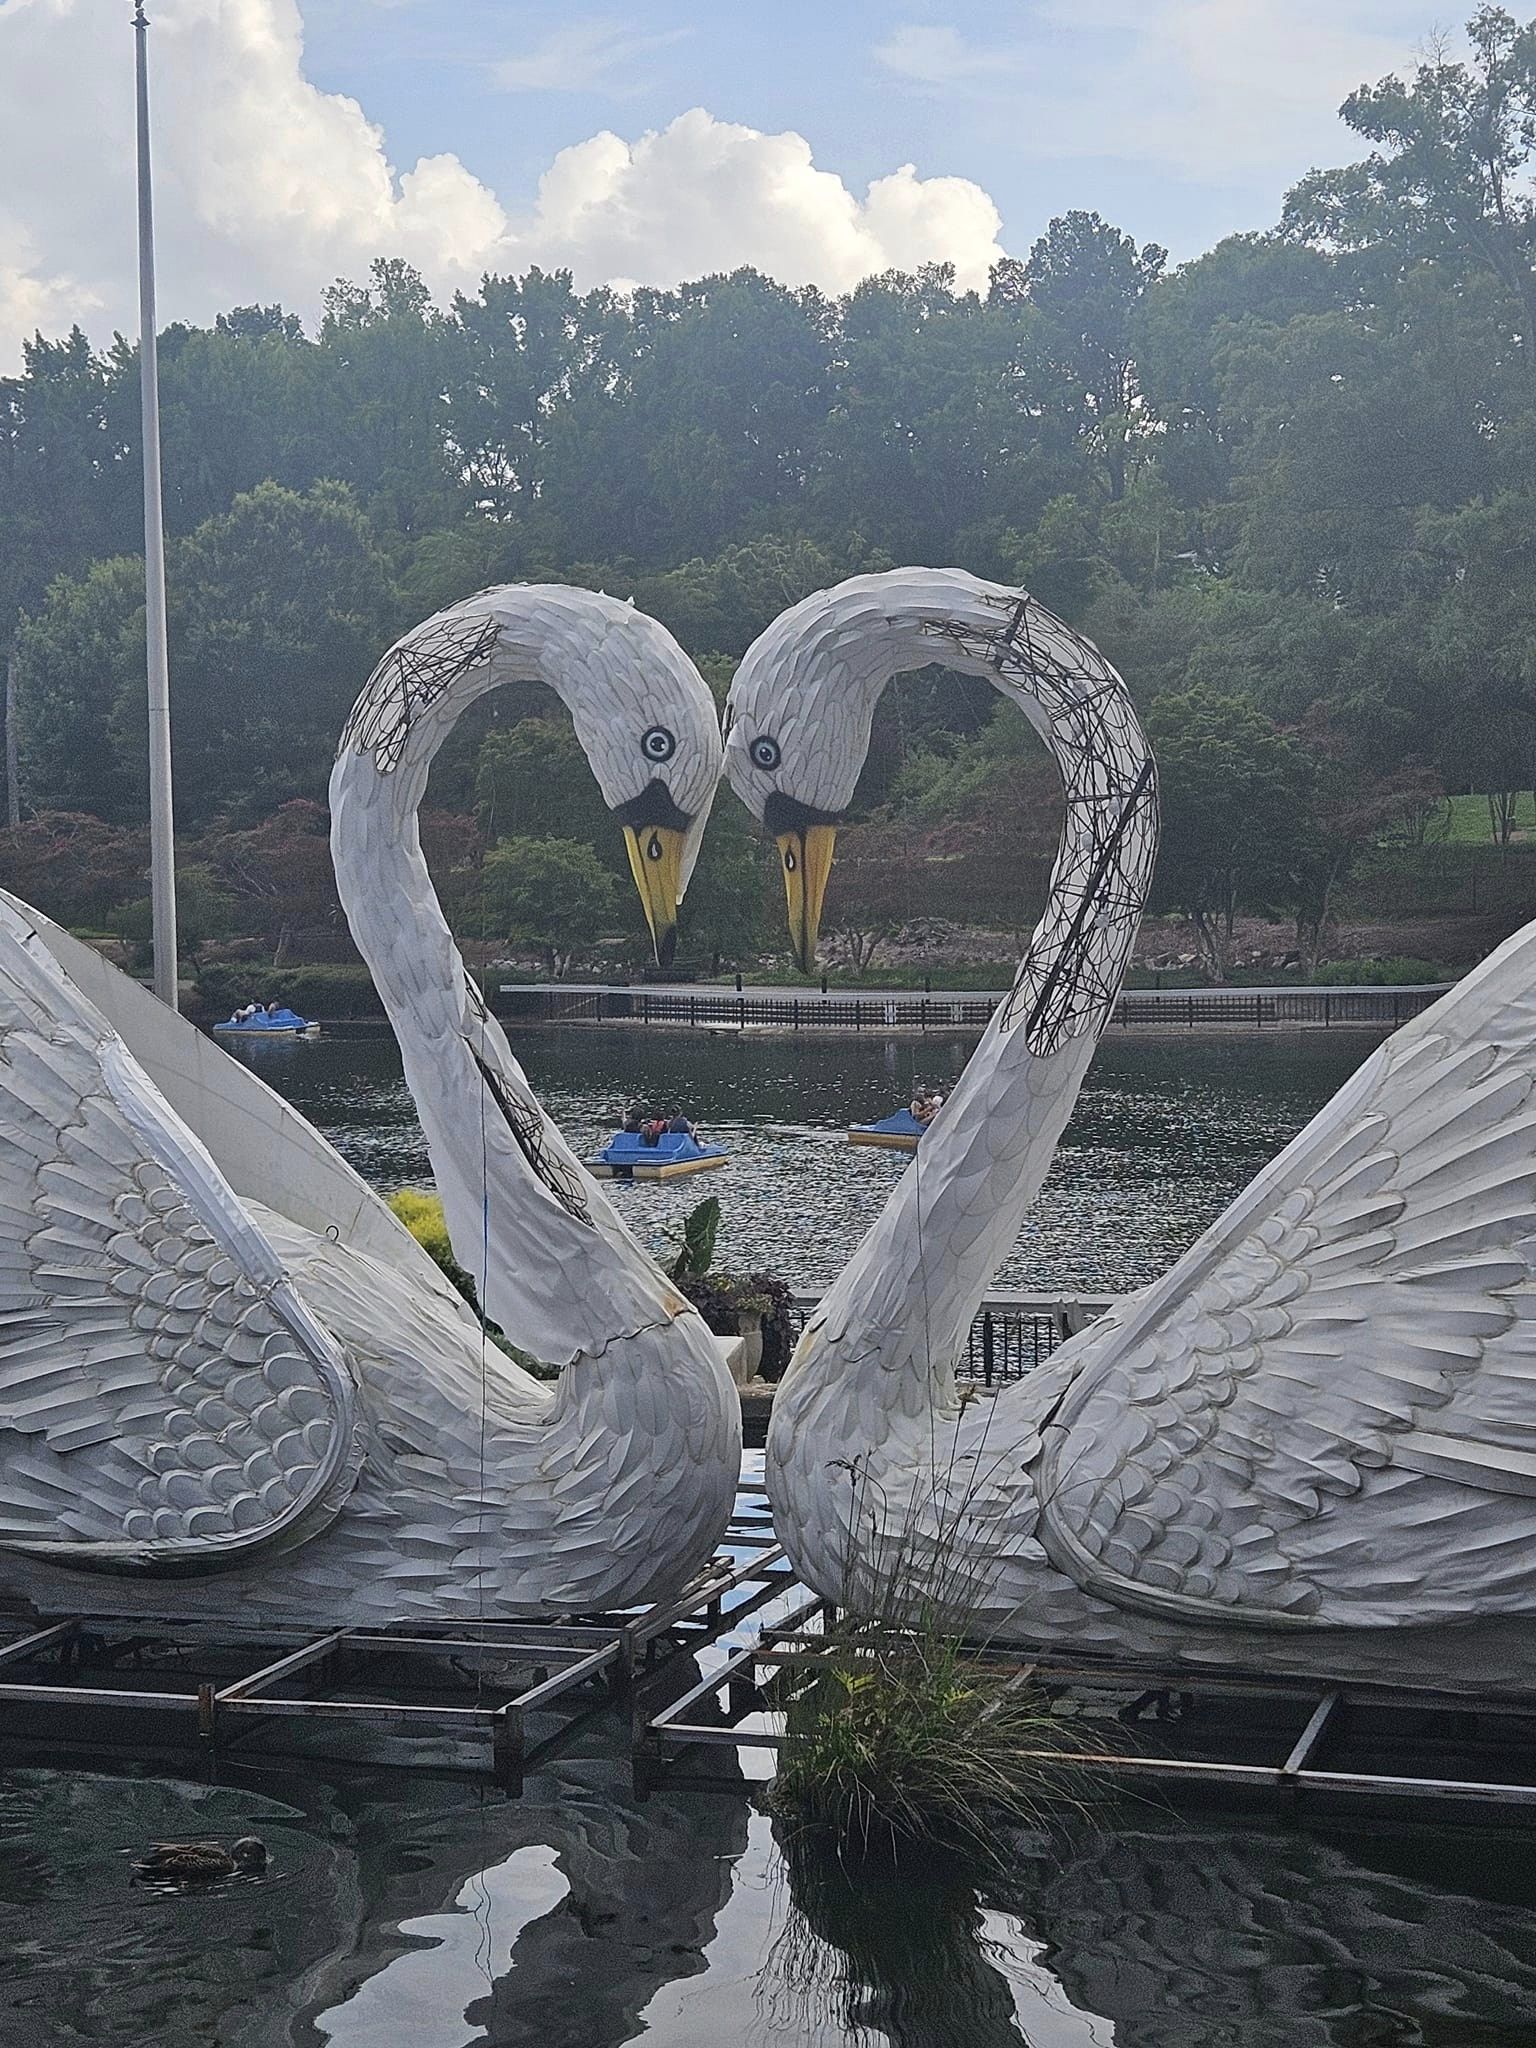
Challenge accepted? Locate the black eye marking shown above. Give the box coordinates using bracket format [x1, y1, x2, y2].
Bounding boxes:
[647, 832, 664, 861]
[784, 845, 798, 872]
[641, 725, 676, 762]
[751, 736, 781, 772]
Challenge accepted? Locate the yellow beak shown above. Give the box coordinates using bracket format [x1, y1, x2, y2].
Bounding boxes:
[623, 824, 686, 965]
[776, 824, 838, 973]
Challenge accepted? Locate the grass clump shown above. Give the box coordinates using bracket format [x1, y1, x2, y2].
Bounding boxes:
[768, 1456, 1104, 1865]
[769, 1614, 1090, 1866]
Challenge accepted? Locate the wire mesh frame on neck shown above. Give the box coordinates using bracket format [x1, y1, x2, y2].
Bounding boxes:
[919, 595, 1158, 1058]
[342, 612, 503, 773]
[345, 606, 597, 1228]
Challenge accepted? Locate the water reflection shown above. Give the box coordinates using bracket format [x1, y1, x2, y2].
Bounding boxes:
[6, 1750, 1536, 2043]
[764, 1828, 1030, 2047]
[761, 1813, 1536, 2047]
[0, 1751, 747, 2048]
[58, 1019, 1527, 2047]
[305, 1761, 747, 2048]
[228, 1025, 1378, 1295]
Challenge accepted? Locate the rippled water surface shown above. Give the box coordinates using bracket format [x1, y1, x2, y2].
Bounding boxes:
[8, 1019, 1527, 2046]
[5, 1744, 1536, 2047]
[228, 1021, 1381, 1293]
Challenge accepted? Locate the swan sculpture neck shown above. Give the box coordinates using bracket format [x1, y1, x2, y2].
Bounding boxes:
[330, 584, 721, 1365]
[726, 569, 1158, 1420]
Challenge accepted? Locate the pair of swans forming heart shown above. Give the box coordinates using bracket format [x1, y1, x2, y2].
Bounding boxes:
[3, 568, 1536, 1689]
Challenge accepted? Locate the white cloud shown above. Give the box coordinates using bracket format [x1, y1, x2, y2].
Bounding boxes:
[875, 2, 1418, 178]
[877, 24, 1016, 87]
[0, 220, 99, 344]
[0, 0, 1006, 368]
[491, 19, 688, 96]
[515, 110, 1004, 294]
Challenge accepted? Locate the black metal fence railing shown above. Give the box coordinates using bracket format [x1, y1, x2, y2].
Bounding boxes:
[500, 982, 1450, 1034]
[785, 1291, 1116, 1385]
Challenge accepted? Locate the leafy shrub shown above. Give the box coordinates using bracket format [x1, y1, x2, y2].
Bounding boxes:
[664, 1196, 796, 1379]
[195, 960, 385, 1018]
[770, 1617, 1089, 1864]
[769, 1458, 1103, 1863]
[108, 863, 237, 967]
[387, 1189, 461, 1281]
[0, 812, 148, 929]
[386, 1189, 555, 1378]
[1312, 956, 1448, 986]
[665, 1194, 721, 1282]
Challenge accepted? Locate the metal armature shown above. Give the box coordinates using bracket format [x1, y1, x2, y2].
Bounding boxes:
[472, 1048, 595, 1229]
[342, 611, 503, 774]
[923, 593, 1159, 1058]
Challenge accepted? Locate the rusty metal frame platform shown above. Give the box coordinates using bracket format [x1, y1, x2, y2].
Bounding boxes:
[15, 1491, 1535, 1822]
[639, 1601, 1536, 1820]
[0, 1494, 791, 1791]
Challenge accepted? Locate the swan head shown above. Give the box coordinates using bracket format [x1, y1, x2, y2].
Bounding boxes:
[559, 633, 722, 968]
[338, 585, 723, 967]
[723, 598, 886, 973]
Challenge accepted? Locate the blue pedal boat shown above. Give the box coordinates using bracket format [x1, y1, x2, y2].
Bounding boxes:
[588, 1130, 729, 1180]
[212, 1006, 320, 1039]
[847, 1107, 926, 1151]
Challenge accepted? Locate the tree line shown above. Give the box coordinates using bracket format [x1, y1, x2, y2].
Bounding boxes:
[2, 7, 1534, 980]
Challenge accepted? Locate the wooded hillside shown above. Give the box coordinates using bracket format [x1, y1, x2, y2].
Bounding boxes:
[3, 9, 1534, 986]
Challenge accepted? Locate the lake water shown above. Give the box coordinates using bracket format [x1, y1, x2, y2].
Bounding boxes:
[9, 1020, 1536, 2046]
[225, 1022, 1383, 1294]
[6, 1734, 1536, 2046]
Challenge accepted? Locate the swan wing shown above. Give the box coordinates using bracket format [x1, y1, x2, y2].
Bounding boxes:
[0, 903, 361, 1570]
[1036, 925, 1536, 1627]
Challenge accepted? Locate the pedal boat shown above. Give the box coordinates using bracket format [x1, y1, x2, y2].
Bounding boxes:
[847, 1107, 926, 1151]
[211, 1007, 320, 1039]
[588, 1130, 729, 1180]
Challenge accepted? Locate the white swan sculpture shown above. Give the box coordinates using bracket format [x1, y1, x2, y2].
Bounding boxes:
[0, 585, 739, 1625]
[727, 567, 1536, 1687]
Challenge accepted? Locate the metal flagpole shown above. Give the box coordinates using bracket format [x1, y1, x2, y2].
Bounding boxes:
[133, 1, 178, 1008]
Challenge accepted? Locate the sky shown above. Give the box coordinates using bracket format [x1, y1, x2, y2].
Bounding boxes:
[0, 0, 1443, 371]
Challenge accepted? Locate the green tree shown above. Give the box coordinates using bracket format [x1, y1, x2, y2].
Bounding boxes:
[1218, 271, 1500, 608]
[1147, 686, 1312, 979]
[540, 269, 832, 563]
[1287, 710, 1444, 972]
[0, 328, 137, 626]
[150, 306, 327, 534]
[448, 268, 628, 518]
[474, 716, 619, 869]
[13, 555, 145, 820]
[132, 480, 398, 822]
[1283, 8, 1536, 362]
[482, 835, 621, 975]
[624, 530, 888, 660]
[995, 212, 1167, 501]
[109, 860, 236, 966]
[19, 482, 398, 826]
[816, 266, 1029, 560]
[317, 258, 467, 532]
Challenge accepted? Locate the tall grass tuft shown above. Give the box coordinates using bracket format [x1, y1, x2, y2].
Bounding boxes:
[769, 1470, 1101, 1866]
[771, 1624, 1085, 1865]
